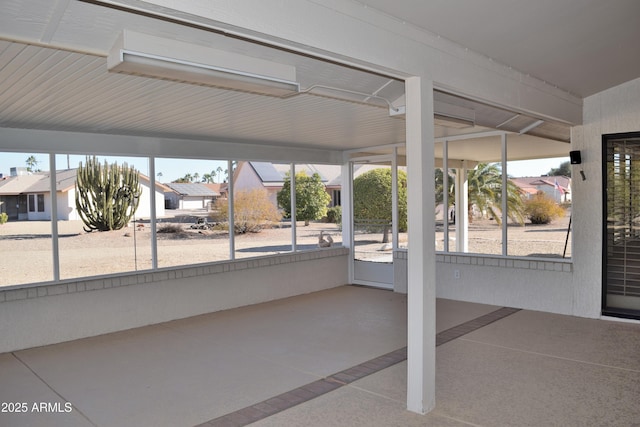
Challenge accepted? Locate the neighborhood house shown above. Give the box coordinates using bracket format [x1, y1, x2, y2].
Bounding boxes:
[163, 182, 221, 210]
[0, 168, 166, 221]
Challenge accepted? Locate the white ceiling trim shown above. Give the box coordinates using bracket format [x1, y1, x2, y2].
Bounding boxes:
[0, 127, 344, 164]
[92, 0, 583, 124]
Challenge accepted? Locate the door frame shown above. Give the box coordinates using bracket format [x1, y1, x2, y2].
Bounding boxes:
[602, 131, 640, 320]
[349, 151, 399, 289]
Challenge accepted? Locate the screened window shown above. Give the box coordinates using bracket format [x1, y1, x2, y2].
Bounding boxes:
[37, 194, 44, 212]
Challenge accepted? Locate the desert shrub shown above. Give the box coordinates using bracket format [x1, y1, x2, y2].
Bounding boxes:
[0, 212, 8, 224]
[157, 224, 184, 233]
[326, 206, 342, 225]
[211, 189, 282, 233]
[524, 192, 565, 224]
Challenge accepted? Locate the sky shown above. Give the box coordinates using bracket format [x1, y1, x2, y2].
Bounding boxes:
[0, 153, 230, 183]
[0, 151, 569, 182]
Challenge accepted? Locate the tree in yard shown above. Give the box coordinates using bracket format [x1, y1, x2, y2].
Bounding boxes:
[201, 173, 214, 183]
[353, 168, 407, 243]
[75, 156, 142, 232]
[435, 167, 455, 207]
[173, 174, 192, 183]
[467, 163, 525, 225]
[224, 161, 238, 183]
[547, 160, 571, 178]
[277, 171, 331, 226]
[211, 188, 281, 233]
[25, 155, 39, 172]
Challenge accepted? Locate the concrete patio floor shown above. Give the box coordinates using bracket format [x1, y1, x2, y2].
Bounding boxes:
[1, 285, 639, 426]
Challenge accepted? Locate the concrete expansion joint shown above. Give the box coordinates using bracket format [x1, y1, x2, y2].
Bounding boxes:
[199, 306, 520, 427]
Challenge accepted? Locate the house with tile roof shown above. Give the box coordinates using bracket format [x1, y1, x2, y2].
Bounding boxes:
[511, 175, 571, 203]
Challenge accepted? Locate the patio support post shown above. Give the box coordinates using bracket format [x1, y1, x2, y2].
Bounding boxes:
[455, 161, 469, 252]
[501, 133, 508, 256]
[341, 161, 354, 283]
[49, 153, 60, 281]
[405, 76, 436, 414]
[290, 163, 297, 251]
[443, 140, 449, 252]
[228, 159, 235, 259]
[149, 156, 158, 269]
[391, 147, 398, 251]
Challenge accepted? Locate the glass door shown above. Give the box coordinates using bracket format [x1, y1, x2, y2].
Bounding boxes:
[603, 132, 640, 319]
[351, 157, 396, 288]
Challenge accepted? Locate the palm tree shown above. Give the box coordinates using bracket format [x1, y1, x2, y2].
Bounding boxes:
[467, 163, 524, 225]
[435, 168, 455, 206]
[202, 173, 214, 183]
[222, 161, 238, 183]
[25, 155, 38, 172]
[193, 172, 200, 183]
[216, 166, 223, 183]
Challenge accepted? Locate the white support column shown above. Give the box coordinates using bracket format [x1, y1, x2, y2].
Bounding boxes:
[455, 161, 469, 253]
[290, 163, 297, 252]
[443, 140, 449, 252]
[49, 153, 60, 281]
[228, 159, 235, 259]
[149, 156, 158, 269]
[341, 161, 354, 283]
[391, 147, 399, 251]
[405, 76, 436, 415]
[501, 133, 508, 256]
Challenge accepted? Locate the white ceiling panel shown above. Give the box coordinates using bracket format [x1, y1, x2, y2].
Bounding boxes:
[0, 0, 599, 162]
[356, 0, 640, 97]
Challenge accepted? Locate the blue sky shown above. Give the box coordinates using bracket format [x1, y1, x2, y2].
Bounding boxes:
[0, 151, 569, 182]
[0, 153, 230, 183]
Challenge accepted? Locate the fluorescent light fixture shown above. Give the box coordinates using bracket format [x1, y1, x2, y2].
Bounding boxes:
[434, 114, 475, 128]
[107, 31, 300, 97]
[434, 100, 475, 128]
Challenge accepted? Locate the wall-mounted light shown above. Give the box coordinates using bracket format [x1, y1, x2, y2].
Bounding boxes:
[107, 31, 300, 98]
[570, 150, 586, 180]
[569, 150, 582, 164]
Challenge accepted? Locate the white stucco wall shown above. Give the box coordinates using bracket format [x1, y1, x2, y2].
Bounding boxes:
[394, 252, 574, 315]
[234, 163, 264, 193]
[135, 183, 165, 219]
[57, 189, 79, 220]
[0, 248, 348, 353]
[571, 77, 640, 318]
[435, 255, 573, 315]
[179, 196, 208, 210]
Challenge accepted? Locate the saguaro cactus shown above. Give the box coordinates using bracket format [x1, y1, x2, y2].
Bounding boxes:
[75, 156, 142, 232]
